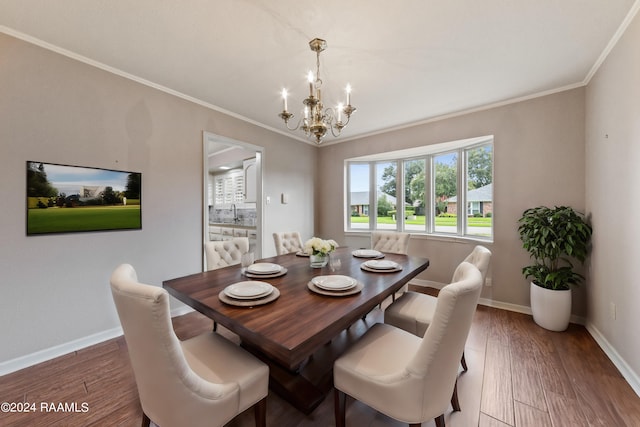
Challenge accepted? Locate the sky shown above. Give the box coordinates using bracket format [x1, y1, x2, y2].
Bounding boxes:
[39, 163, 130, 195]
[349, 153, 457, 192]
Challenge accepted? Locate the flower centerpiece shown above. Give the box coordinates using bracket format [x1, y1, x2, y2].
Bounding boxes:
[304, 237, 338, 268]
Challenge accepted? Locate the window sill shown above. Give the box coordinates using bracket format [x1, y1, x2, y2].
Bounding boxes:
[344, 230, 493, 245]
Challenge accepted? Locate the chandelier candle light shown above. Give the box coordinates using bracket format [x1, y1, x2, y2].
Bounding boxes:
[279, 38, 356, 144]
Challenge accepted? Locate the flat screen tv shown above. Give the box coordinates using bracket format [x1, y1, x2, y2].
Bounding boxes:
[26, 161, 142, 235]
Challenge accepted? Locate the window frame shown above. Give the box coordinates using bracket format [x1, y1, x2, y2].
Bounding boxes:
[345, 136, 493, 241]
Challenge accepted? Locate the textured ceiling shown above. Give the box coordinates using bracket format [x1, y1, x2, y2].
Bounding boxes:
[1, 0, 637, 144]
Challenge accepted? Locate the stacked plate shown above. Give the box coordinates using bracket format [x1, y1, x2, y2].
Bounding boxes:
[220, 280, 280, 306]
[244, 262, 287, 278]
[308, 275, 363, 296]
[312, 275, 357, 291]
[224, 281, 273, 299]
[352, 249, 384, 258]
[361, 259, 403, 273]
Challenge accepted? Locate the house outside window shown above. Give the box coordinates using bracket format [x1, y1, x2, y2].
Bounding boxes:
[345, 136, 493, 240]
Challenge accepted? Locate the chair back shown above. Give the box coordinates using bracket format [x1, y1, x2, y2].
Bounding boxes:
[407, 261, 483, 418]
[110, 264, 238, 426]
[205, 237, 249, 271]
[273, 231, 304, 255]
[371, 231, 410, 254]
[463, 245, 492, 283]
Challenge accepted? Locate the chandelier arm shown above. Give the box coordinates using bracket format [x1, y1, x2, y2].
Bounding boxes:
[329, 124, 341, 138]
[280, 114, 304, 132]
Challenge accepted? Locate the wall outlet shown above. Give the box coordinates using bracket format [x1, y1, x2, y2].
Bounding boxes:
[266, 196, 271, 205]
[610, 302, 616, 320]
[485, 278, 492, 287]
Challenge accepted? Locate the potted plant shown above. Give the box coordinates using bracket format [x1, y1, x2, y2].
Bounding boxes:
[517, 205, 592, 331]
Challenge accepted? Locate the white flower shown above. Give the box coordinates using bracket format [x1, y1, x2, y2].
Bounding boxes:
[304, 237, 337, 255]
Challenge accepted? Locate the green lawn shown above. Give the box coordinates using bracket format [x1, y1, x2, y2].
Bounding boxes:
[27, 205, 141, 234]
[351, 215, 492, 227]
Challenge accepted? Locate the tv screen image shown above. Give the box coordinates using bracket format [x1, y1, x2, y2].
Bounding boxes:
[26, 161, 142, 235]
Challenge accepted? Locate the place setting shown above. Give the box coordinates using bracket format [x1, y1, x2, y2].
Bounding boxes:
[307, 274, 363, 297]
[351, 249, 385, 259]
[241, 252, 288, 278]
[218, 280, 280, 307]
[243, 262, 288, 278]
[360, 259, 403, 273]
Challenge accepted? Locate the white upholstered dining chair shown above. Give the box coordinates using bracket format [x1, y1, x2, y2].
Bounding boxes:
[110, 264, 269, 427]
[369, 231, 411, 302]
[334, 261, 483, 427]
[273, 231, 304, 255]
[205, 237, 249, 271]
[371, 231, 410, 254]
[383, 245, 492, 411]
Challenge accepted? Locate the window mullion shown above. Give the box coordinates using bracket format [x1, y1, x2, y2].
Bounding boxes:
[396, 160, 404, 232]
[458, 149, 466, 235]
[369, 162, 376, 230]
[345, 162, 351, 230]
[426, 156, 434, 234]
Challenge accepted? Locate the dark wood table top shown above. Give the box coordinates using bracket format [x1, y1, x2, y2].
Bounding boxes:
[163, 246, 429, 371]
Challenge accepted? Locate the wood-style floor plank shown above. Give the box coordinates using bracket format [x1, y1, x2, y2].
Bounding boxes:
[481, 340, 514, 425]
[509, 333, 547, 411]
[513, 402, 552, 427]
[478, 413, 511, 427]
[544, 390, 589, 427]
[1, 288, 639, 427]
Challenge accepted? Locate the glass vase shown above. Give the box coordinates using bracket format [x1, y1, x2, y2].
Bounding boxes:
[309, 253, 328, 268]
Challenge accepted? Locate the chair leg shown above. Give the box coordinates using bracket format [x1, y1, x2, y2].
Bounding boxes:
[334, 388, 347, 427]
[451, 379, 461, 411]
[461, 351, 467, 372]
[213, 321, 217, 332]
[141, 412, 151, 427]
[254, 397, 267, 427]
[434, 414, 445, 427]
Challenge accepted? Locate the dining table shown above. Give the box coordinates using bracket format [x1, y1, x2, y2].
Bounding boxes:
[163, 246, 430, 413]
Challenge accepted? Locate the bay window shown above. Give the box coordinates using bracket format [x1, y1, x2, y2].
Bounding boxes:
[345, 136, 493, 240]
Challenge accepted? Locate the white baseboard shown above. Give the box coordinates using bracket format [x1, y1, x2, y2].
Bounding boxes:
[585, 322, 640, 397]
[0, 305, 195, 376]
[3, 294, 638, 400]
[409, 279, 586, 324]
[0, 326, 123, 376]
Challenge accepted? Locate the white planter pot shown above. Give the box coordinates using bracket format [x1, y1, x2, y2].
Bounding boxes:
[530, 282, 571, 331]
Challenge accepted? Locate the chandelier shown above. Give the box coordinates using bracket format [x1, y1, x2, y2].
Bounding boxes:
[278, 38, 356, 144]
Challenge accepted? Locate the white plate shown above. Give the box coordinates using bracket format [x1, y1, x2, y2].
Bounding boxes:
[224, 281, 273, 299]
[364, 260, 398, 270]
[352, 249, 383, 258]
[295, 251, 310, 257]
[311, 275, 357, 291]
[246, 263, 282, 274]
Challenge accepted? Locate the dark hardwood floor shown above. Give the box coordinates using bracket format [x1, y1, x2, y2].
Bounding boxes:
[2, 286, 640, 427]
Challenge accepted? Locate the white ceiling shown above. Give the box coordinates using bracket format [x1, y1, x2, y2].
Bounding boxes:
[1, 1, 638, 144]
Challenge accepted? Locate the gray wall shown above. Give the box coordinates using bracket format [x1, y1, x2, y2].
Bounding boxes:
[585, 10, 640, 383]
[2, 13, 639, 392]
[317, 88, 586, 312]
[0, 33, 315, 365]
